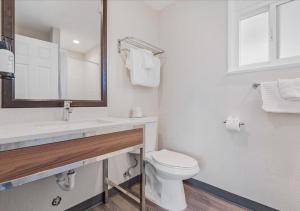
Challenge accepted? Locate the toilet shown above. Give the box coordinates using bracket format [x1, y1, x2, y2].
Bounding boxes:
[139, 120, 200, 211]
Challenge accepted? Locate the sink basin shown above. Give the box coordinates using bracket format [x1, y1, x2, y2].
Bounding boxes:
[35, 119, 113, 130]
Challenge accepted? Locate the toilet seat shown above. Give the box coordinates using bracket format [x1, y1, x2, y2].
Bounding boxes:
[146, 150, 199, 180]
[151, 149, 198, 169]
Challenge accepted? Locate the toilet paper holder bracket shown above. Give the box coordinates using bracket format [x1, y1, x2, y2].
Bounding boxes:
[223, 120, 245, 127]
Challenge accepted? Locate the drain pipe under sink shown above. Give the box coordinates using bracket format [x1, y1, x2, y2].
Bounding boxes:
[56, 170, 76, 191]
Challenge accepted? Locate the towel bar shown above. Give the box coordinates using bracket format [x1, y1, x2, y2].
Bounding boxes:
[252, 83, 261, 89]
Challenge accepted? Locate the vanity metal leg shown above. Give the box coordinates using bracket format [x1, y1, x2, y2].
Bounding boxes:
[102, 147, 145, 209]
[103, 159, 109, 204]
[140, 148, 146, 211]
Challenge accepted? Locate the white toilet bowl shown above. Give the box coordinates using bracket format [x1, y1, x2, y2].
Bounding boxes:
[145, 149, 199, 211]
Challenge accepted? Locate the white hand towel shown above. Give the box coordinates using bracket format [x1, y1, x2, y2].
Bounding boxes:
[261, 81, 300, 113]
[126, 48, 148, 85]
[125, 48, 160, 88]
[278, 78, 300, 101]
[141, 49, 154, 69]
[142, 55, 160, 87]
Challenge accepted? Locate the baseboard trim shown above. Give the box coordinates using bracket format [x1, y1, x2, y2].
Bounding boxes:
[184, 178, 279, 211]
[65, 175, 140, 211]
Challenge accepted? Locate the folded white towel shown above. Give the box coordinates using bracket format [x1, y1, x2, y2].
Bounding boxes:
[141, 49, 154, 69]
[143, 55, 160, 87]
[278, 78, 300, 101]
[125, 48, 160, 87]
[125, 48, 137, 72]
[261, 81, 300, 113]
[126, 48, 146, 85]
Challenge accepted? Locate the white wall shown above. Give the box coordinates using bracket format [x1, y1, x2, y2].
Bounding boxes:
[158, 1, 300, 211]
[107, 1, 160, 117]
[0, 1, 159, 211]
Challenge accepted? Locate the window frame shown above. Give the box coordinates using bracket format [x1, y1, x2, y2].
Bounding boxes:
[228, 0, 300, 74]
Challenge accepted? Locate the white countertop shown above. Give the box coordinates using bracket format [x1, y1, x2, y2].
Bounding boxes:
[0, 116, 157, 152]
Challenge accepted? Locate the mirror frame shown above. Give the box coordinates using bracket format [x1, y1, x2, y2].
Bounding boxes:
[1, 0, 107, 108]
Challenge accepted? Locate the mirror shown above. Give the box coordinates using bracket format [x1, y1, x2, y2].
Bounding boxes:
[14, 0, 102, 101]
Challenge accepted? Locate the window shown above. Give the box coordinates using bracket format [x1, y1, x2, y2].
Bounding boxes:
[278, 0, 300, 59]
[239, 12, 269, 66]
[228, 0, 300, 73]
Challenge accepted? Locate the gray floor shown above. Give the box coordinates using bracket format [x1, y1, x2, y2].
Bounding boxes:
[89, 183, 248, 211]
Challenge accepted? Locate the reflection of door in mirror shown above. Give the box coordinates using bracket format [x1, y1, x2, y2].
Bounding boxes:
[14, 0, 102, 101]
[15, 35, 59, 99]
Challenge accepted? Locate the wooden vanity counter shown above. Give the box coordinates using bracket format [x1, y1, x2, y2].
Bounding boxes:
[0, 128, 143, 184]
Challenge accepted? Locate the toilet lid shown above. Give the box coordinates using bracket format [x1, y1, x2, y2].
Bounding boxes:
[152, 150, 198, 169]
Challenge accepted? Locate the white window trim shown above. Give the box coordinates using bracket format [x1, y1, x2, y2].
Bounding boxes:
[227, 0, 300, 74]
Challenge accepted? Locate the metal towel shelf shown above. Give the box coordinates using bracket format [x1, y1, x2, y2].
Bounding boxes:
[118, 36, 164, 55]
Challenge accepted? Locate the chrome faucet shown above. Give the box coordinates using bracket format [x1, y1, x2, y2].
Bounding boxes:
[63, 101, 73, 121]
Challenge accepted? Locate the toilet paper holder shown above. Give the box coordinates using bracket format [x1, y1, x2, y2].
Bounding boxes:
[223, 120, 245, 127]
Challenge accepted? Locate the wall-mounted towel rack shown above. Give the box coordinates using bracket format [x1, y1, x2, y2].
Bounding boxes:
[118, 36, 165, 55]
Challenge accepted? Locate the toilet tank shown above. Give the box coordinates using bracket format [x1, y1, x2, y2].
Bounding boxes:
[144, 121, 158, 153]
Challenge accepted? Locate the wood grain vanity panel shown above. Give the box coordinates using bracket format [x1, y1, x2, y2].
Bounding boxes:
[0, 128, 143, 183]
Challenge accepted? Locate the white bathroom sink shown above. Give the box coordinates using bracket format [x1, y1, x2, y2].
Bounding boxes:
[35, 119, 113, 130]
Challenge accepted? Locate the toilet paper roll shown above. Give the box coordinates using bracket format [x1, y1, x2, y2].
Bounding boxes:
[225, 116, 241, 132]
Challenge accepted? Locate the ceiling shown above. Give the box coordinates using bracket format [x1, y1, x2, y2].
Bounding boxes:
[15, 0, 102, 54]
[144, 0, 175, 11]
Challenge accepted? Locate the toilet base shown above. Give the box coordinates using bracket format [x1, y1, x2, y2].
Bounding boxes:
[145, 164, 187, 211]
